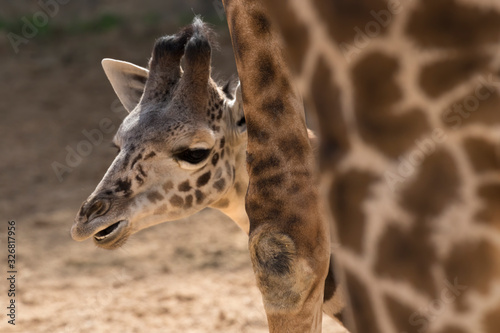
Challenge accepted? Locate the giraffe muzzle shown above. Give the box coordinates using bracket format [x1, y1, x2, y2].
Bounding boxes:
[94, 220, 123, 240]
[71, 214, 130, 249]
[92, 220, 129, 248]
[72, 197, 130, 249]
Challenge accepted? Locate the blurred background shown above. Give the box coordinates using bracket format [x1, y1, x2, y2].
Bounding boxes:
[0, 1, 293, 332]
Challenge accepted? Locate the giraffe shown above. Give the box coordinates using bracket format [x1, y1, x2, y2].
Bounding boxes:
[219, 1, 334, 332]
[224, 0, 500, 333]
[71, 17, 332, 332]
[71, 19, 251, 248]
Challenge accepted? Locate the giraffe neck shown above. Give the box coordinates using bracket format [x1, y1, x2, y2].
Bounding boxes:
[210, 143, 250, 233]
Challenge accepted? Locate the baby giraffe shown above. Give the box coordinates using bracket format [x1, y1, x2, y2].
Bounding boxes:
[71, 18, 342, 327]
[72, 19, 249, 246]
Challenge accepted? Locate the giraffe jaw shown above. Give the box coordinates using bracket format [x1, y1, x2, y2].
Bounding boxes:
[92, 220, 129, 249]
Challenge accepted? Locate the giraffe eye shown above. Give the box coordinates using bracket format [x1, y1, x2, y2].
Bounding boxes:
[175, 149, 211, 164]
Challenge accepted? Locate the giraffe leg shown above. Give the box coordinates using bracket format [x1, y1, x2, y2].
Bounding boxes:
[222, 1, 331, 331]
[248, 224, 330, 332]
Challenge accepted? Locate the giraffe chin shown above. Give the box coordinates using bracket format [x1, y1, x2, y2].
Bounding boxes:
[92, 220, 130, 250]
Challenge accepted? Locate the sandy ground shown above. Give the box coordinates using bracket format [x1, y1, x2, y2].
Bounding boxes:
[6, 209, 343, 333]
[0, 2, 345, 332]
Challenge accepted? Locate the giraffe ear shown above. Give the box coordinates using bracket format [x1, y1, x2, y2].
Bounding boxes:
[231, 81, 246, 134]
[101, 58, 149, 113]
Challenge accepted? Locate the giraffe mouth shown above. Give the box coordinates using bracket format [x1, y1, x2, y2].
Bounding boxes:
[93, 220, 128, 247]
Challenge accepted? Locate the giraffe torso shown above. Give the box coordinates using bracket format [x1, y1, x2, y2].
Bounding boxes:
[261, 1, 500, 332]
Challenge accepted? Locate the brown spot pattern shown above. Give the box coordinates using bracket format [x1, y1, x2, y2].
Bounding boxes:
[475, 184, 500, 230]
[463, 90, 500, 127]
[246, 119, 270, 144]
[250, 10, 271, 36]
[147, 191, 164, 204]
[115, 178, 132, 197]
[420, 54, 490, 99]
[163, 181, 173, 193]
[184, 195, 193, 209]
[344, 271, 381, 333]
[169, 195, 184, 208]
[195, 189, 205, 204]
[213, 178, 226, 192]
[312, 0, 389, 45]
[444, 240, 499, 311]
[377, 150, 461, 297]
[153, 204, 168, 215]
[251, 155, 281, 176]
[196, 171, 211, 187]
[178, 180, 191, 192]
[256, 52, 276, 90]
[311, 57, 348, 167]
[331, 170, 378, 254]
[255, 173, 284, 189]
[278, 135, 307, 162]
[353, 52, 430, 158]
[407, 0, 500, 49]
[261, 97, 285, 118]
[464, 138, 500, 174]
[376, 224, 438, 298]
[401, 150, 460, 219]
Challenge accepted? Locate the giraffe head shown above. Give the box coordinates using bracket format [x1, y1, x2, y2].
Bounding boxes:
[71, 18, 247, 249]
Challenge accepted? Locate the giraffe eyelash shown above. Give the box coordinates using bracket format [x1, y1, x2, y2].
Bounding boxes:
[174, 148, 211, 164]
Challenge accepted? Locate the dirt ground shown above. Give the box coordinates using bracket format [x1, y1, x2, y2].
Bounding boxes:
[0, 2, 344, 332]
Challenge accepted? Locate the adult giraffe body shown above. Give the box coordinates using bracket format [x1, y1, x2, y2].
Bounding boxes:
[243, 1, 500, 333]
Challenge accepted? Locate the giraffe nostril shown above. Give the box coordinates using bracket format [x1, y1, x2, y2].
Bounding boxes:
[84, 198, 111, 222]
